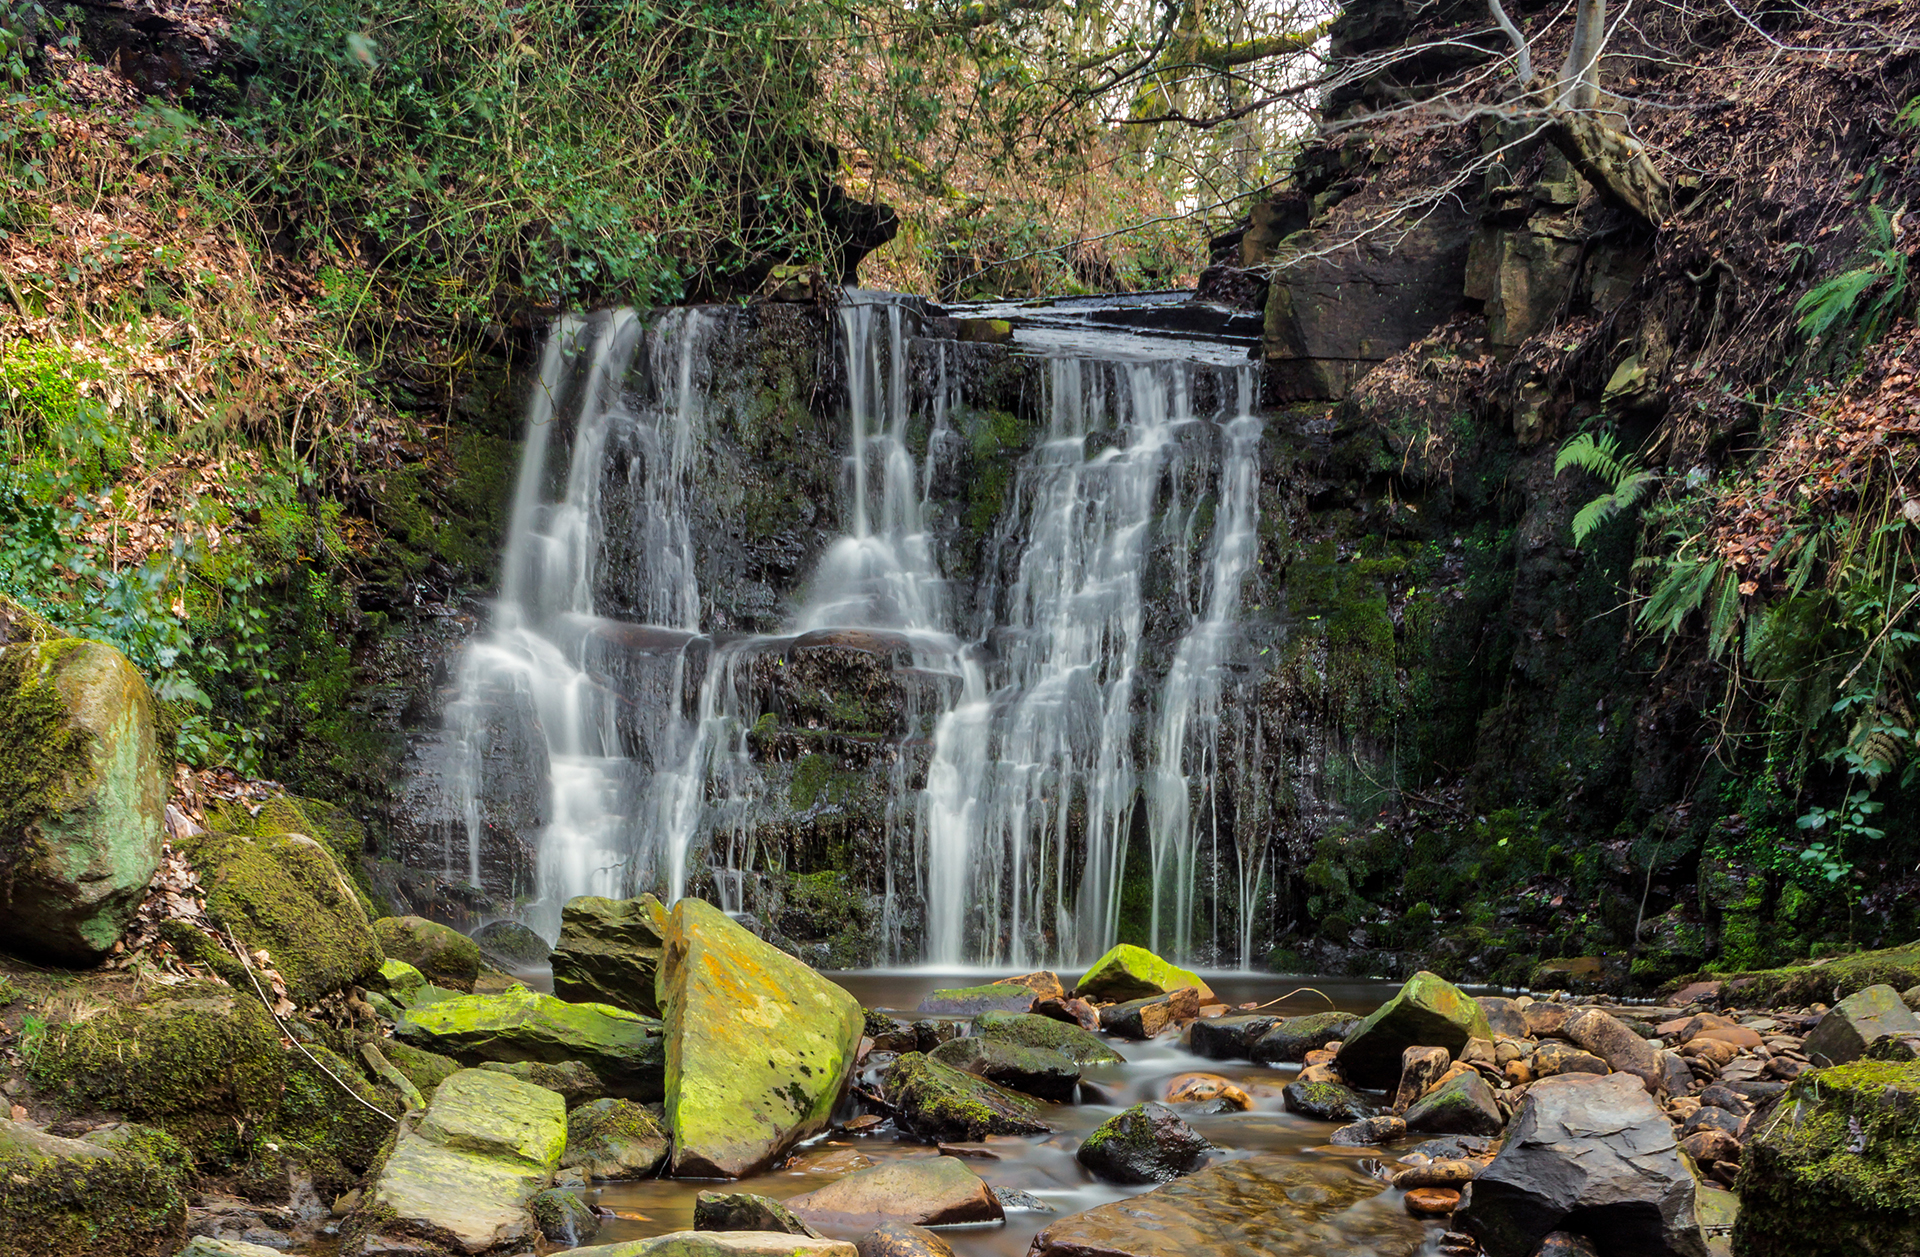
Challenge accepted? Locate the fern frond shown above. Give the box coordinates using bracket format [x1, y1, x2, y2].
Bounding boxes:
[1555, 431, 1625, 481]
[1706, 569, 1741, 661]
[1639, 555, 1721, 639]
[1797, 267, 1882, 341]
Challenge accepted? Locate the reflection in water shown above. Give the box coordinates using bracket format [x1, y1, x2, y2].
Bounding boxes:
[586, 973, 1443, 1257]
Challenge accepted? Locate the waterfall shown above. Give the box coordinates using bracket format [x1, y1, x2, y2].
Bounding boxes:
[440, 295, 1267, 963]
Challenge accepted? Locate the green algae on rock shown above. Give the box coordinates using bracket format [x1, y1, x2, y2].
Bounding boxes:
[973, 1009, 1125, 1064]
[882, 1052, 1054, 1141]
[368, 958, 430, 1005]
[394, 983, 664, 1099]
[1335, 971, 1490, 1088]
[0, 638, 164, 963]
[375, 915, 483, 991]
[928, 1035, 1080, 1101]
[658, 897, 864, 1177]
[0, 1119, 191, 1257]
[1075, 1101, 1211, 1184]
[563, 1098, 669, 1179]
[1074, 944, 1214, 1004]
[550, 894, 666, 1016]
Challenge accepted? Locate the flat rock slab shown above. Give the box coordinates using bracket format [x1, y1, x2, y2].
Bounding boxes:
[788, 1156, 1003, 1226]
[395, 983, 665, 1098]
[565, 1233, 858, 1257]
[917, 984, 1036, 1016]
[1027, 1153, 1425, 1257]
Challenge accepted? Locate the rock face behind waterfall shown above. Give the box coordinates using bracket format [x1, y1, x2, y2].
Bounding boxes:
[659, 897, 864, 1176]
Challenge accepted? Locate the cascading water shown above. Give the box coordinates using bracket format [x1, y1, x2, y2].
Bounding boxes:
[440, 293, 1268, 963]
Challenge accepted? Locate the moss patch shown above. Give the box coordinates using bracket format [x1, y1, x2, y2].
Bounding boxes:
[0, 1123, 191, 1257]
[1691, 942, 1920, 1007]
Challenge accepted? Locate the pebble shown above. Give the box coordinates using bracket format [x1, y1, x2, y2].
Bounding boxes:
[1403, 1187, 1461, 1217]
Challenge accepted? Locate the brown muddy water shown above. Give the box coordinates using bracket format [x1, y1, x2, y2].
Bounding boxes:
[576, 971, 1449, 1257]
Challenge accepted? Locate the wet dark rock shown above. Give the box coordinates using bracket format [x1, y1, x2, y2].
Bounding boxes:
[532, 1187, 599, 1245]
[474, 919, 551, 967]
[865, 1012, 919, 1053]
[695, 1191, 825, 1237]
[1477, 997, 1529, 1039]
[882, 1052, 1054, 1141]
[1391, 1045, 1453, 1113]
[916, 984, 1035, 1017]
[1680, 1106, 1741, 1139]
[1330, 1115, 1407, 1146]
[912, 1020, 962, 1052]
[1075, 1103, 1212, 1184]
[1281, 1081, 1379, 1122]
[374, 915, 482, 992]
[1251, 1012, 1360, 1064]
[1032, 996, 1102, 1033]
[1696, 1084, 1751, 1114]
[974, 1010, 1124, 1065]
[992, 1187, 1053, 1212]
[1404, 1072, 1504, 1137]
[1337, 972, 1491, 1089]
[1801, 984, 1920, 1067]
[855, 1223, 956, 1257]
[1189, 1013, 1284, 1060]
[1101, 988, 1200, 1040]
[1457, 1072, 1707, 1257]
[1532, 1234, 1601, 1257]
[1409, 1135, 1495, 1160]
[928, 1036, 1080, 1101]
[788, 1157, 1004, 1226]
[550, 894, 667, 1017]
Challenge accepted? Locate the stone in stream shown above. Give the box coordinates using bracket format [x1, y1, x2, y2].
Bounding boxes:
[1032, 995, 1103, 1032]
[1476, 997, 1529, 1039]
[915, 983, 1036, 1016]
[1563, 1007, 1664, 1093]
[1100, 987, 1201, 1039]
[550, 893, 667, 1016]
[1335, 972, 1491, 1089]
[1250, 1011, 1360, 1064]
[0, 1118, 190, 1257]
[0, 637, 165, 963]
[695, 1191, 825, 1237]
[475, 918, 553, 967]
[1330, 1114, 1407, 1145]
[349, 1068, 567, 1256]
[928, 1035, 1080, 1101]
[854, 1223, 956, 1257]
[562, 1234, 857, 1257]
[1455, 1072, 1706, 1257]
[1800, 983, 1920, 1066]
[1163, 1072, 1251, 1110]
[1074, 943, 1216, 1003]
[1403, 1071, 1504, 1137]
[375, 914, 483, 992]
[562, 1097, 669, 1179]
[1391, 1044, 1452, 1113]
[1075, 1101, 1212, 1183]
[1189, 1012, 1284, 1059]
[882, 1052, 1055, 1140]
[1281, 1080, 1379, 1122]
[178, 1241, 287, 1257]
[532, 1186, 601, 1244]
[1029, 1152, 1427, 1257]
[974, 1009, 1124, 1064]
[659, 897, 865, 1177]
[395, 983, 665, 1099]
[787, 1156, 1004, 1226]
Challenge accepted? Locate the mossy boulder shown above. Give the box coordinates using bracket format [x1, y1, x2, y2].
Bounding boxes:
[202, 794, 374, 914]
[1734, 1059, 1920, 1257]
[170, 827, 383, 1005]
[1074, 944, 1214, 1004]
[1251, 1012, 1361, 1065]
[1403, 1070, 1504, 1136]
[380, 1039, 463, 1098]
[693, 1191, 824, 1236]
[658, 897, 864, 1178]
[1801, 984, 1920, 1067]
[550, 894, 666, 1016]
[351, 1068, 566, 1256]
[532, 1187, 600, 1244]
[1281, 1080, 1379, 1122]
[367, 958, 429, 1006]
[375, 915, 482, 992]
[480, 1059, 606, 1106]
[1075, 1102, 1211, 1184]
[881, 1052, 1054, 1141]
[973, 1010, 1124, 1065]
[0, 639, 164, 963]
[563, 1098, 669, 1179]
[394, 984, 664, 1100]
[928, 1035, 1079, 1101]
[916, 983, 1035, 1016]
[1335, 971, 1490, 1088]
[0, 1119, 191, 1257]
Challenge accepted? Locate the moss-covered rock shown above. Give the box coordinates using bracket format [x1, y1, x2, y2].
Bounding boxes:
[1281, 1080, 1379, 1122]
[881, 1052, 1054, 1141]
[1074, 944, 1214, 1004]
[475, 919, 552, 967]
[1335, 971, 1490, 1088]
[928, 1036, 1080, 1101]
[381, 1039, 463, 1097]
[202, 794, 375, 914]
[374, 916, 482, 992]
[1075, 1102, 1211, 1184]
[563, 1098, 668, 1179]
[479, 1059, 606, 1106]
[367, 958, 429, 1005]
[394, 984, 664, 1099]
[170, 827, 383, 1005]
[550, 894, 665, 1016]
[1734, 1059, 1920, 1257]
[1251, 1012, 1361, 1065]
[531, 1187, 600, 1244]
[0, 1120, 190, 1257]
[1700, 942, 1920, 1009]
[0, 638, 164, 962]
[916, 983, 1035, 1016]
[973, 1010, 1124, 1065]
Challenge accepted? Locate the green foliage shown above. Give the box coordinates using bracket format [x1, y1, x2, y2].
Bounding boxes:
[1794, 204, 1913, 353]
[1555, 430, 1658, 546]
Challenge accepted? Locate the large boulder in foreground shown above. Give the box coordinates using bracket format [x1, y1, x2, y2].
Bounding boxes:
[350, 1068, 565, 1255]
[1335, 971, 1490, 1088]
[1800, 983, 1920, 1067]
[787, 1157, 1003, 1226]
[395, 984, 665, 1099]
[659, 897, 864, 1177]
[0, 1118, 190, 1257]
[882, 1052, 1054, 1141]
[0, 638, 164, 963]
[1456, 1072, 1706, 1257]
[550, 894, 666, 1015]
[1074, 944, 1214, 1003]
[1028, 1153, 1425, 1257]
[376, 915, 483, 992]
[1734, 1058, 1920, 1257]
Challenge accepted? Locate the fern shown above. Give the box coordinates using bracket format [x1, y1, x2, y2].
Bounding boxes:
[1796, 203, 1912, 350]
[1556, 431, 1657, 546]
[1638, 554, 1721, 639]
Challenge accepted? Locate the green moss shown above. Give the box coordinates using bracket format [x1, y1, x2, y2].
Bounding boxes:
[0, 1123, 191, 1257]
[883, 1052, 1051, 1140]
[791, 753, 832, 810]
[204, 794, 376, 911]
[0, 642, 91, 866]
[974, 1010, 1124, 1064]
[1698, 941, 1920, 1006]
[380, 1039, 463, 1096]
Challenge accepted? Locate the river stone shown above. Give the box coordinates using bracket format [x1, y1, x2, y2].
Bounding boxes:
[480, 1057, 605, 1105]
[1477, 997, 1528, 1039]
[1251, 1011, 1360, 1064]
[1456, 1072, 1706, 1257]
[1565, 1008, 1664, 1093]
[1100, 988, 1200, 1039]
[1189, 1013, 1284, 1059]
[788, 1156, 1003, 1226]
[974, 1009, 1124, 1064]
[475, 919, 553, 967]
[854, 1223, 955, 1257]
[180, 1241, 287, 1257]
[0, 1118, 190, 1257]
[1801, 983, 1920, 1067]
[1029, 1152, 1426, 1257]
[550, 894, 666, 1016]
[1282, 1080, 1379, 1122]
[0, 639, 164, 963]
[563, 1097, 669, 1178]
[532, 1186, 600, 1244]
[916, 983, 1036, 1016]
[375, 915, 482, 992]
[998, 971, 1066, 1001]
[395, 983, 665, 1099]
[353, 1068, 566, 1256]
[660, 897, 864, 1177]
[695, 1191, 825, 1237]
[1403, 1071, 1503, 1136]
[1329, 1114, 1407, 1146]
[1391, 1044, 1452, 1113]
[883, 1052, 1054, 1140]
[561, 1234, 857, 1257]
[368, 958, 429, 1006]
[1075, 1101, 1211, 1183]
[1075, 943, 1215, 1003]
[929, 1035, 1080, 1101]
[1335, 972, 1491, 1088]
